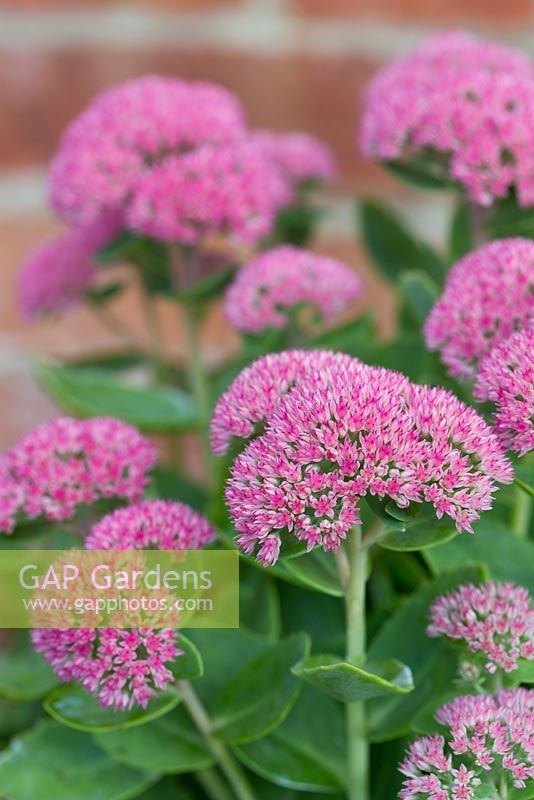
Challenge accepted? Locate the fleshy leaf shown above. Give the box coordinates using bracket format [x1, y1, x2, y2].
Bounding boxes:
[0, 642, 58, 700]
[213, 634, 310, 744]
[36, 362, 197, 432]
[0, 719, 156, 800]
[292, 654, 413, 702]
[44, 684, 180, 733]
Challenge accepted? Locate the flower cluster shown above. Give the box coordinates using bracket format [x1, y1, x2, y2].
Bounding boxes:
[428, 581, 534, 674]
[86, 499, 216, 550]
[399, 689, 534, 799]
[223, 355, 512, 565]
[224, 246, 362, 335]
[210, 349, 356, 456]
[49, 76, 246, 228]
[0, 417, 156, 533]
[475, 326, 534, 456]
[33, 500, 215, 710]
[251, 129, 337, 185]
[361, 31, 534, 206]
[424, 238, 534, 379]
[126, 141, 291, 245]
[32, 627, 180, 711]
[17, 233, 95, 319]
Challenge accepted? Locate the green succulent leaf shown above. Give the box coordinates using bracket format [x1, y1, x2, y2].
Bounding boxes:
[424, 518, 534, 593]
[233, 686, 346, 793]
[0, 640, 58, 700]
[398, 270, 440, 325]
[292, 654, 413, 702]
[44, 684, 180, 733]
[282, 549, 344, 596]
[0, 719, 156, 800]
[378, 508, 457, 552]
[93, 706, 213, 774]
[359, 200, 446, 284]
[36, 362, 197, 432]
[170, 635, 204, 682]
[213, 634, 310, 744]
[174, 265, 237, 305]
[383, 157, 455, 191]
[448, 198, 473, 261]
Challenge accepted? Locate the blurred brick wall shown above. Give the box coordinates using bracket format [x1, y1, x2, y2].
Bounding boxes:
[0, 0, 532, 446]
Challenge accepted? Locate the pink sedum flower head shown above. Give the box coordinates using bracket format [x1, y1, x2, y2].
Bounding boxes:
[17, 215, 121, 320]
[474, 326, 534, 456]
[226, 358, 512, 565]
[86, 499, 216, 551]
[251, 129, 337, 185]
[49, 76, 246, 227]
[17, 233, 95, 319]
[398, 689, 534, 798]
[223, 246, 362, 335]
[424, 238, 534, 380]
[428, 581, 534, 674]
[126, 141, 292, 245]
[361, 31, 534, 207]
[210, 349, 356, 456]
[0, 417, 156, 532]
[33, 500, 215, 710]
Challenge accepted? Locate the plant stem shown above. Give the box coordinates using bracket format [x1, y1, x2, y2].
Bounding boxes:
[178, 681, 257, 800]
[195, 768, 234, 800]
[344, 526, 369, 800]
[139, 290, 166, 382]
[511, 482, 532, 539]
[183, 303, 214, 485]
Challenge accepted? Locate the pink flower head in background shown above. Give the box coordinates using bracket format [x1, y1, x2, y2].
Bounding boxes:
[398, 689, 534, 799]
[424, 238, 534, 379]
[223, 246, 362, 335]
[251, 129, 337, 185]
[17, 233, 95, 319]
[225, 357, 512, 565]
[126, 141, 292, 245]
[428, 581, 534, 674]
[474, 326, 534, 457]
[210, 349, 356, 456]
[17, 215, 121, 320]
[49, 76, 246, 227]
[0, 417, 156, 532]
[361, 31, 534, 207]
[33, 500, 215, 710]
[86, 499, 216, 550]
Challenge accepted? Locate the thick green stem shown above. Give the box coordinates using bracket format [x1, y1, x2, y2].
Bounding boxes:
[178, 681, 256, 800]
[183, 303, 214, 485]
[195, 768, 234, 800]
[345, 526, 369, 800]
[511, 482, 532, 539]
[139, 291, 166, 382]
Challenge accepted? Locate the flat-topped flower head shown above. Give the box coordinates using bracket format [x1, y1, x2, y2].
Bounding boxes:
[361, 31, 534, 206]
[226, 360, 512, 564]
[17, 233, 94, 319]
[49, 76, 246, 227]
[32, 626, 179, 711]
[428, 581, 534, 674]
[399, 689, 534, 798]
[424, 238, 534, 379]
[210, 349, 356, 456]
[475, 327, 534, 456]
[17, 215, 122, 320]
[0, 417, 156, 530]
[223, 246, 362, 335]
[126, 141, 292, 245]
[33, 500, 214, 710]
[86, 499, 216, 550]
[252, 130, 337, 185]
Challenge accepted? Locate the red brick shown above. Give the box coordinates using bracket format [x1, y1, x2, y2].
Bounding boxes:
[289, 0, 531, 23]
[0, 47, 399, 194]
